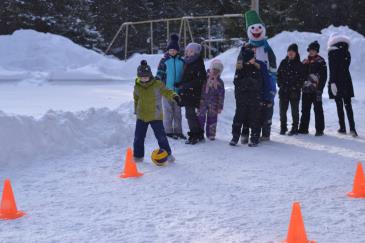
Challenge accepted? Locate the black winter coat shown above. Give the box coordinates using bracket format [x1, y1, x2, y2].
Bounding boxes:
[234, 63, 263, 105]
[178, 57, 207, 107]
[277, 57, 305, 97]
[303, 55, 327, 93]
[328, 42, 354, 99]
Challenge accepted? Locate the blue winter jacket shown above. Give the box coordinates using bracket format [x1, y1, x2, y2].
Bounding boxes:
[257, 60, 277, 103]
[156, 53, 185, 92]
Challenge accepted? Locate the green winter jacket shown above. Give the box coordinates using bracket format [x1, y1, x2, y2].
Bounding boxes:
[134, 78, 177, 122]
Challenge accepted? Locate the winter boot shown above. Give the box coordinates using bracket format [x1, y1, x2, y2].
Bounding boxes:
[167, 155, 176, 163]
[350, 129, 358, 138]
[315, 131, 324, 137]
[248, 137, 259, 147]
[134, 157, 144, 163]
[298, 128, 309, 135]
[230, 136, 239, 146]
[280, 126, 287, 135]
[186, 132, 198, 145]
[197, 131, 205, 143]
[337, 128, 346, 134]
[288, 127, 298, 136]
[260, 136, 270, 142]
[241, 135, 249, 144]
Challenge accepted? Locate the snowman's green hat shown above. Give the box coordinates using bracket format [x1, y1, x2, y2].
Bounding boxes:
[245, 10, 264, 29]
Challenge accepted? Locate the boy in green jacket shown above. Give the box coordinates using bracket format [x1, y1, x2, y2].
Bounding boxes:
[133, 60, 181, 162]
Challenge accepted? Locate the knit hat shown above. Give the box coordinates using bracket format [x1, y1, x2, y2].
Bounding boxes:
[307, 41, 320, 52]
[167, 34, 180, 51]
[245, 10, 264, 29]
[210, 59, 224, 74]
[287, 43, 298, 53]
[137, 60, 152, 78]
[242, 48, 255, 63]
[185, 43, 202, 55]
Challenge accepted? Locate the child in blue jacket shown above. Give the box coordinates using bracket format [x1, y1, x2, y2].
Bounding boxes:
[156, 34, 186, 140]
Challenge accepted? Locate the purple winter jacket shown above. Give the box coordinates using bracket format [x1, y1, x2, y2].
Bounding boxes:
[199, 70, 225, 114]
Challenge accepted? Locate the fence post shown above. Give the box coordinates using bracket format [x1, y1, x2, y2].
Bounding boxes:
[125, 24, 129, 61]
[166, 20, 170, 42]
[150, 22, 153, 54]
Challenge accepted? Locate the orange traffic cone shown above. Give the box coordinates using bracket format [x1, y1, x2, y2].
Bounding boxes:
[120, 147, 143, 178]
[347, 162, 365, 198]
[283, 202, 315, 243]
[0, 179, 25, 220]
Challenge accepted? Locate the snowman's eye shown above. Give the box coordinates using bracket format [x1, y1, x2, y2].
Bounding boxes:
[251, 26, 254, 30]
[259, 26, 262, 29]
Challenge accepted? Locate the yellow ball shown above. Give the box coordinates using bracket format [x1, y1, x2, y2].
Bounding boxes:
[151, 149, 169, 166]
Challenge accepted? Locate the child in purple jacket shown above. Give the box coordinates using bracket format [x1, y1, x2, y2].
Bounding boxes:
[198, 59, 225, 140]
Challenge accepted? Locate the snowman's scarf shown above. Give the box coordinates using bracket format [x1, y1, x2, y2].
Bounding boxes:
[248, 38, 272, 53]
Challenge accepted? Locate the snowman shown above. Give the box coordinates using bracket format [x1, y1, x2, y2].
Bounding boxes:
[245, 10, 276, 74]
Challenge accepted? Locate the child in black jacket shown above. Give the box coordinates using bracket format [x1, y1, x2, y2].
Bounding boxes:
[230, 48, 264, 147]
[277, 43, 305, 136]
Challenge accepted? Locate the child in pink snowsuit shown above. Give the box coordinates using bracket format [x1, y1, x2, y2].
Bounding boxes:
[198, 60, 225, 140]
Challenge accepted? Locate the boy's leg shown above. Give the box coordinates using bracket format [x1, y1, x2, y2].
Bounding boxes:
[173, 102, 183, 134]
[279, 95, 290, 131]
[232, 105, 244, 139]
[150, 120, 172, 155]
[185, 106, 202, 134]
[299, 93, 312, 133]
[313, 94, 325, 133]
[162, 98, 174, 134]
[335, 97, 346, 130]
[262, 103, 274, 138]
[343, 97, 356, 131]
[290, 93, 300, 131]
[249, 102, 261, 144]
[133, 119, 149, 158]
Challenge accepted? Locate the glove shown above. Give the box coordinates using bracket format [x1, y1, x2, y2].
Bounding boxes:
[331, 83, 338, 96]
[173, 95, 182, 106]
[316, 91, 322, 102]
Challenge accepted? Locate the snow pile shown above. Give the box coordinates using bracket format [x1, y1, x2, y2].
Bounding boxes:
[0, 106, 135, 163]
[0, 30, 125, 81]
[1, 26, 364, 82]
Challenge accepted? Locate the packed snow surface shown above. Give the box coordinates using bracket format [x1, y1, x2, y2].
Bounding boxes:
[0, 26, 364, 242]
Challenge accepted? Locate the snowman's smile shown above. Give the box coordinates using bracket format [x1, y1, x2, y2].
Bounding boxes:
[251, 31, 263, 39]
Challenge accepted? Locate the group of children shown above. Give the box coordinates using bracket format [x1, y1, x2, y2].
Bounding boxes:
[132, 33, 358, 161]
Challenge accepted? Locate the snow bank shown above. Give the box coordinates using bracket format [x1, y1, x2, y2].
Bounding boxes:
[0, 26, 364, 82]
[0, 106, 135, 163]
[0, 30, 126, 81]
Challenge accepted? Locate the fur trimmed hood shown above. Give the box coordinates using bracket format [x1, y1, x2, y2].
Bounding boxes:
[328, 34, 351, 50]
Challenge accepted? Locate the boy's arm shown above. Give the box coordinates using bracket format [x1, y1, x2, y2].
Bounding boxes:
[159, 81, 177, 101]
[318, 59, 328, 92]
[133, 86, 139, 114]
[277, 61, 284, 88]
[156, 58, 167, 83]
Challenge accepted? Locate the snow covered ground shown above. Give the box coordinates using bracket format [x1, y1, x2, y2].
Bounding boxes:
[0, 26, 365, 242]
